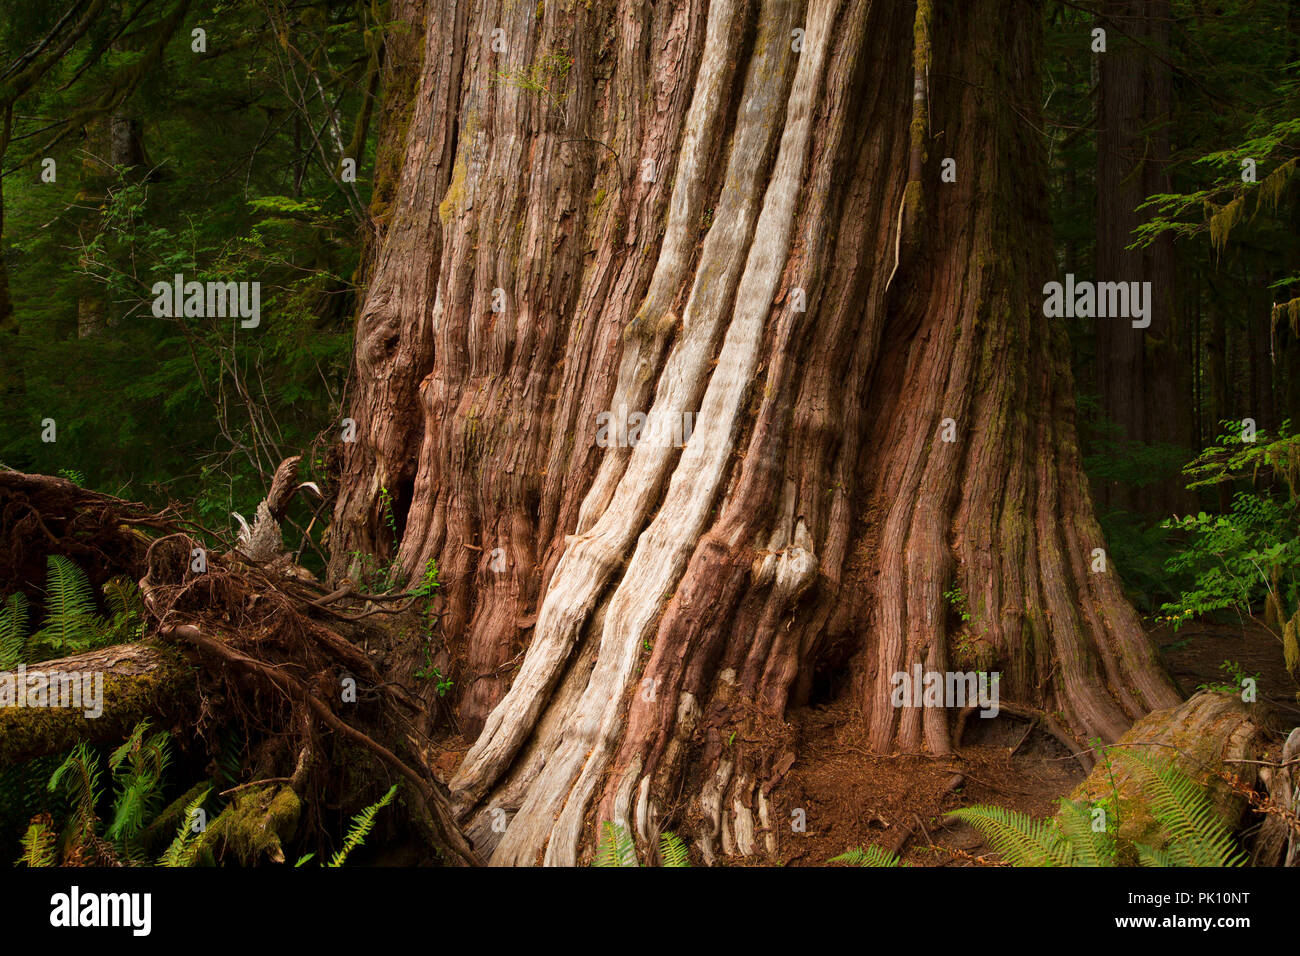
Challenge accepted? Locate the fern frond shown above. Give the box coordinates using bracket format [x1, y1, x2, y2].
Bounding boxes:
[17, 816, 57, 866]
[947, 805, 1073, 866]
[659, 831, 690, 867]
[829, 845, 905, 866]
[33, 556, 104, 655]
[328, 784, 399, 867]
[1113, 751, 1246, 867]
[0, 592, 29, 668]
[1136, 843, 1181, 868]
[160, 788, 212, 867]
[49, 742, 103, 842]
[593, 821, 639, 867]
[1054, 799, 1116, 867]
[102, 576, 145, 642]
[107, 721, 171, 846]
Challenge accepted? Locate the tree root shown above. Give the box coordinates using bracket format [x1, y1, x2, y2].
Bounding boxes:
[0, 470, 479, 865]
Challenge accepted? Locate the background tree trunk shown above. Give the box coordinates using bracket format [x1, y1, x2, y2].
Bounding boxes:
[1094, 0, 1189, 514]
[332, 0, 1180, 865]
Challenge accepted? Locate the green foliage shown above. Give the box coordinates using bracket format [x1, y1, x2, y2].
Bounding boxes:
[106, 720, 172, 846]
[942, 585, 973, 625]
[326, 784, 399, 867]
[411, 558, 442, 599]
[47, 741, 104, 845]
[658, 831, 691, 867]
[1054, 797, 1119, 867]
[19, 721, 220, 867]
[1120, 752, 1247, 867]
[593, 821, 639, 867]
[159, 787, 212, 868]
[378, 486, 398, 538]
[949, 803, 1079, 866]
[0, 0, 370, 547]
[2, 559, 145, 664]
[30, 556, 106, 658]
[16, 814, 57, 867]
[0, 591, 30, 668]
[949, 752, 1245, 867]
[103, 575, 147, 644]
[829, 845, 907, 867]
[592, 821, 690, 866]
[1158, 423, 1300, 685]
[414, 642, 453, 696]
[1196, 659, 1260, 695]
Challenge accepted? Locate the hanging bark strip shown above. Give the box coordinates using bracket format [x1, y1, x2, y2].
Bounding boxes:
[332, 0, 1181, 865]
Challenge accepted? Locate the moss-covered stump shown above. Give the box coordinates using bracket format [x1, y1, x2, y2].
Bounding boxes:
[196, 785, 302, 865]
[1069, 691, 1275, 852]
[0, 642, 196, 766]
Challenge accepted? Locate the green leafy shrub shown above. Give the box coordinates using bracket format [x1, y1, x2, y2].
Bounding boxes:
[1158, 422, 1300, 686]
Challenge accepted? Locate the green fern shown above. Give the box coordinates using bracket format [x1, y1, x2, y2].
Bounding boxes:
[31, 556, 105, 657]
[327, 784, 399, 867]
[1114, 751, 1247, 867]
[829, 844, 907, 866]
[0, 591, 29, 668]
[106, 720, 172, 846]
[2, 565, 141, 667]
[48, 741, 104, 843]
[102, 576, 145, 643]
[30, 722, 225, 867]
[659, 830, 691, 867]
[947, 804, 1075, 866]
[159, 788, 212, 867]
[593, 821, 640, 867]
[1054, 798, 1117, 867]
[948, 753, 1246, 867]
[16, 816, 58, 867]
[591, 823, 691, 866]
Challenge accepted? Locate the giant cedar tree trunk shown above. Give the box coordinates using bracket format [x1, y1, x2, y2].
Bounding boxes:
[330, 0, 1180, 865]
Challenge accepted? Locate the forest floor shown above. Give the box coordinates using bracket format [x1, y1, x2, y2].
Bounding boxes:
[776, 619, 1294, 867]
[428, 620, 1292, 866]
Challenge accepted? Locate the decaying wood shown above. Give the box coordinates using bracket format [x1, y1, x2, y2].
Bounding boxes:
[162, 622, 479, 866]
[0, 642, 196, 766]
[1252, 726, 1300, 867]
[1071, 691, 1278, 851]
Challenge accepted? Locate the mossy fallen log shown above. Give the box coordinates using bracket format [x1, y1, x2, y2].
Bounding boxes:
[0, 642, 196, 766]
[1069, 691, 1277, 852]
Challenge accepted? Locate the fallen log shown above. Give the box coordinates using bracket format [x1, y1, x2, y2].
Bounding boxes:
[1070, 690, 1281, 853]
[0, 642, 197, 766]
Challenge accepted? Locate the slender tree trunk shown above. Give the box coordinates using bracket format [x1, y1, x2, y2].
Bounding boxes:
[332, 0, 1179, 865]
[1094, 0, 1188, 512]
[0, 163, 16, 377]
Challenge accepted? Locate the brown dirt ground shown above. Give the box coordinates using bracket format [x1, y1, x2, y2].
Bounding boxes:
[774, 699, 1087, 867]
[775, 619, 1298, 867]
[429, 620, 1296, 866]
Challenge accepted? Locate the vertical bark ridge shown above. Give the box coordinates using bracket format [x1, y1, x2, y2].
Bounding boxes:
[449, 0, 803, 817]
